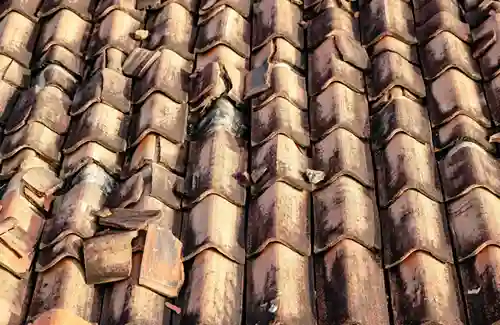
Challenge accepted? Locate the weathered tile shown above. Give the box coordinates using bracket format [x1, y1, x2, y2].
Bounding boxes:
[0, 0, 41, 21]
[199, 0, 251, 18]
[252, 38, 304, 72]
[307, 6, 359, 50]
[0, 11, 37, 67]
[416, 11, 471, 44]
[93, 0, 145, 21]
[367, 36, 419, 65]
[472, 12, 500, 80]
[61, 142, 123, 179]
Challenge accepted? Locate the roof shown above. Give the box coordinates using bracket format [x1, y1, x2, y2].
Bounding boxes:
[0, 0, 498, 324]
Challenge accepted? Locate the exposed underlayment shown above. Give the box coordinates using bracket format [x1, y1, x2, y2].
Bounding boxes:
[0, 0, 499, 324]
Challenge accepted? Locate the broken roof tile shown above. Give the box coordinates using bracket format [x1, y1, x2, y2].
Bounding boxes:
[246, 62, 307, 111]
[416, 11, 471, 44]
[375, 133, 443, 207]
[0, 122, 63, 167]
[145, 3, 195, 61]
[361, 0, 417, 47]
[315, 240, 390, 324]
[184, 128, 247, 207]
[252, 38, 305, 72]
[37, 9, 91, 58]
[5, 86, 71, 136]
[367, 51, 426, 102]
[182, 193, 245, 263]
[308, 36, 367, 96]
[179, 250, 243, 325]
[125, 134, 186, 177]
[389, 252, 465, 324]
[251, 134, 310, 197]
[63, 102, 129, 154]
[246, 243, 316, 325]
[0, 11, 37, 68]
[439, 141, 500, 201]
[195, 6, 250, 59]
[428, 69, 490, 128]
[371, 96, 432, 150]
[248, 181, 310, 257]
[87, 9, 141, 59]
[252, 0, 304, 51]
[251, 97, 310, 148]
[313, 176, 380, 253]
[310, 82, 370, 142]
[312, 128, 374, 189]
[421, 31, 480, 81]
[133, 49, 192, 104]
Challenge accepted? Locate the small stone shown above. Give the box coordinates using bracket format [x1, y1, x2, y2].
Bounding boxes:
[133, 29, 149, 41]
[305, 169, 326, 185]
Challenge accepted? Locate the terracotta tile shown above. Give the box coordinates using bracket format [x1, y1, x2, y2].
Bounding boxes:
[195, 6, 250, 59]
[484, 73, 500, 124]
[196, 44, 248, 71]
[416, 11, 471, 44]
[87, 9, 141, 59]
[246, 243, 316, 324]
[30, 309, 93, 325]
[439, 141, 500, 201]
[0, 11, 38, 68]
[87, 48, 127, 77]
[371, 96, 432, 150]
[0, 82, 20, 124]
[182, 193, 245, 263]
[71, 68, 132, 116]
[315, 240, 390, 325]
[313, 176, 380, 253]
[360, 0, 416, 47]
[308, 36, 367, 96]
[184, 128, 247, 207]
[0, 149, 55, 179]
[251, 134, 310, 197]
[179, 250, 243, 325]
[93, 0, 145, 22]
[252, 38, 305, 72]
[248, 181, 310, 256]
[246, 62, 307, 111]
[251, 97, 309, 147]
[389, 252, 465, 324]
[304, 0, 355, 15]
[33, 64, 78, 98]
[310, 82, 369, 141]
[0, 55, 30, 89]
[367, 36, 420, 65]
[145, 3, 195, 60]
[0, 122, 63, 167]
[306, 6, 360, 50]
[312, 128, 374, 189]
[5, 86, 71, 136]
[464, 0, 498, 28]
[421, 31, 480, 81]
[122, 47, 159, 78]
[433, 114, 495, 154]
[472, 13, 500, 80]
[125, 133, 186, 177]
[428, 69, 490, 128]
[0, 267, 30, 325]
[34, 45, 85, 78]
[133, 49, 192, 104]
[375, 133, 443, 207]
[251, 0, 304, 51]
[0, 0, 41, 21]
[61, 142, 123, 179]
[199, 0, 250, 18]
[37, 9, 90, 58]
[37, 234, 83, 272]
[367, 51, 426, 102]
[63, 103, 129, 154]
[40, 163, 114, 247]
[413, 0, 461, 25]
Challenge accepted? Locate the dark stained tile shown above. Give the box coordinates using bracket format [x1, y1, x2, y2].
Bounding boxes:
[37, 0, 94, 21]
[371, 96, 432, 150]
[464, 0, 499, 28]
[248, 181, 310, 257]
[33, 64, 78, 98]
[439, 141, 500, 201]
[310, 82, 370, 142]
[388, 252, 465, 324]
[315, 240, 390, 325]
[199, 0, 251, 18]
[427, 69, 490, 128]
[360, 0, 417, 47]
[246, 243, 316, 325]
[93, 0, 146, 22]
[61, 142, 123, 179]
[472, 12, 500, 80]
[35, 45, 85, 78]
[252, 38, 305, 72]
[251, 97, 310, 147]
[312, 128, 374, 189]
[251, 0, 304, 51]
[367, 36, 420, 65]
[313, 176, 380, 254]
[413, 0, 461, 25]
[145, 2, 195, 61]
[0, 0, 41, 21]
[182, 193, 245, 263]
[195, 6, 250, 59]
[416, 11, 471, 44]
[304, 0, 355, 16]
[196, 44, 248, 71]
[375, 133, 443, 207]
[484, 73, 500, 124]
[421, 31, 480, 81]
[308, 36, 368, 96]
[0, 11, 38, 68]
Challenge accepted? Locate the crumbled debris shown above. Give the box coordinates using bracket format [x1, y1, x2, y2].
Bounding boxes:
[133, 29, 149, 41]
[305, 169, 326, 184]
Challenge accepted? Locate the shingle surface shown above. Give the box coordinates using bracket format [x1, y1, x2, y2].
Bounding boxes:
[1, 0, 500, 324]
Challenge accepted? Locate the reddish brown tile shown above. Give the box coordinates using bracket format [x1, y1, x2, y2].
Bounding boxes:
[252, 38, 305, 72]
[367, 36, 420, 65]
[30, 309, 94, 325]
